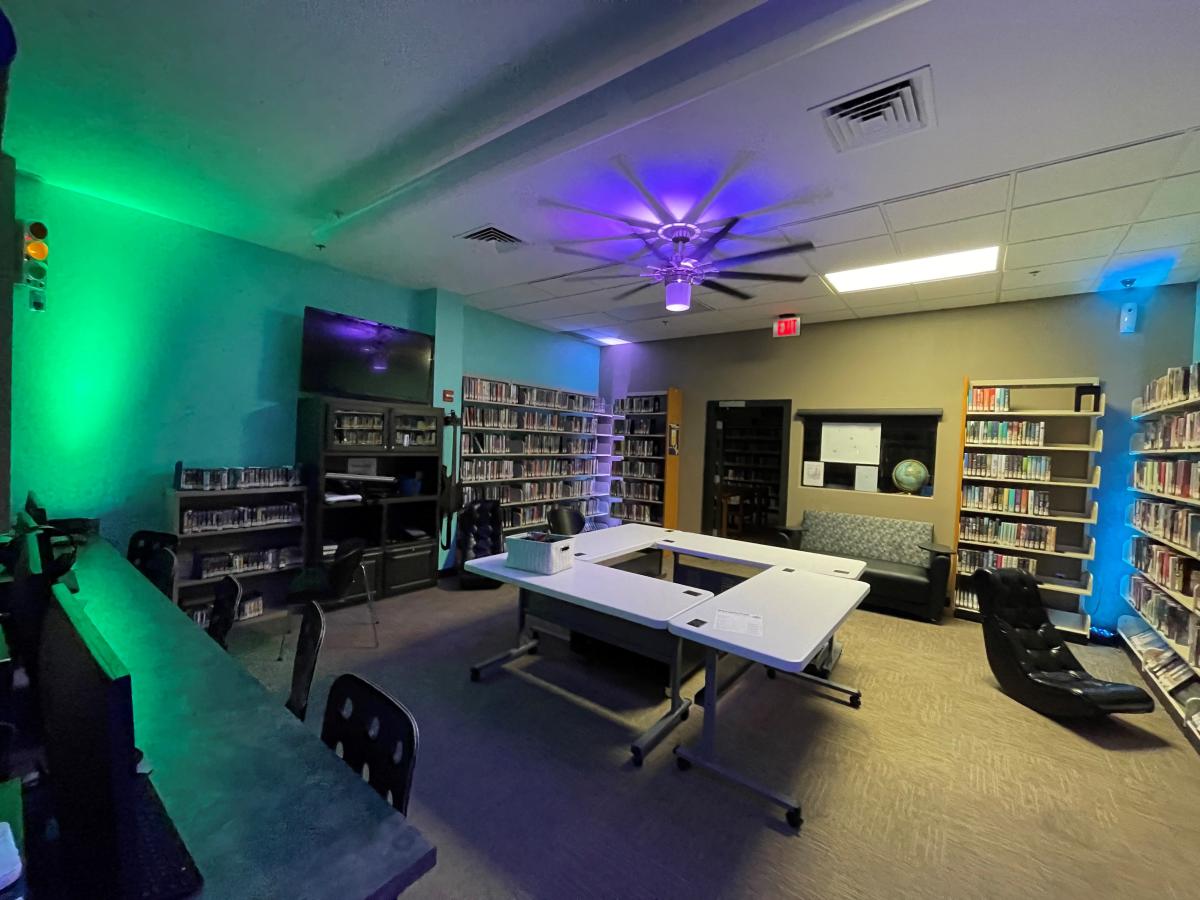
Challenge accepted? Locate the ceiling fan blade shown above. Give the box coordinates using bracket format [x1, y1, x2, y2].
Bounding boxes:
[691, 216, 741, 262]
[713, 242, 815, 268]
[553, 246, 645, 268]
[701, 279, 753, 300]
[612, 281, 655, 301]
[613, 155, 674, 225]
[562, 273, 651, 282]
[555, 231, 657, 245]
[636, 233, 673, 263]
[683, 151, 754, 223]
[539, 197, 660, 230]
[712, 272, 809, 283]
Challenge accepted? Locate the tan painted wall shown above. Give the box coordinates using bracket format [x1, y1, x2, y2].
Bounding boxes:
[600, 286, 1193, 624]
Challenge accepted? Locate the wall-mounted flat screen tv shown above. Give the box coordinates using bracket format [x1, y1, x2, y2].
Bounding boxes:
[300, 306, 434, 403]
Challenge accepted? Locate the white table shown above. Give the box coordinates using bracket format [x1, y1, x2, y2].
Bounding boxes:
[465, 524, 869, 779]
[667, 566, 871, 828]
[466, 551, 713, 764]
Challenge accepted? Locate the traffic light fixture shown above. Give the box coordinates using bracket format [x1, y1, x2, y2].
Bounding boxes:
[20, 219, 47, 310]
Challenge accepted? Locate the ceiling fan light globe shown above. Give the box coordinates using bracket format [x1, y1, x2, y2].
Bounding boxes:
[664, 280, 692, 312]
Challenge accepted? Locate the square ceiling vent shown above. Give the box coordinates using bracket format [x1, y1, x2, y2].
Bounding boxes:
[812, 66, 935, 153]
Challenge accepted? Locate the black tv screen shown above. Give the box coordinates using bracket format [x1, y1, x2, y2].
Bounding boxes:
[300, 307, 434, 403]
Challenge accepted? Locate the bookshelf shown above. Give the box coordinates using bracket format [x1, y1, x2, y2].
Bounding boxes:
[1119, 364, 1200, 748]
[460, 376, 613, 533]
[167, 463, 308, 623]
[611, 389, 682, 528]
[296, 396, 444, 601]
[952, 378, 1104, 638]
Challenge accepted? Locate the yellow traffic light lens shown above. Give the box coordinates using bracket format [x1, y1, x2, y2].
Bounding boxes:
[25, 240, 48, 261]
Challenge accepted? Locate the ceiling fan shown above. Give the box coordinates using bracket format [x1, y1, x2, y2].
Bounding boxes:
[544, 156, 814, 311]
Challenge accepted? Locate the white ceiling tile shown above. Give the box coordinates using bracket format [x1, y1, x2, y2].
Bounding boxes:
[918, 292, 998, 311]
[894, 213, 1005, 257]
[721, 296, 848, 320]
[1119, 212, 1200, 252]
[854, 302, 922, 319]
[1012, 136, 1182, 207]
[467, 283, 557, 310]
[915, 271, 1001, 300]
[541, 313, 618, 332]
[1001, 258, 1106, 290]
[883, 177, 1010, 231]
[1007, 183, 1154, 242]
[778, 207, 888, 246]
[1171, 131, 1200, 175]
[1100, 244, 1200, 290]
[802, 309, 857, 324]
[806, 235, 898, 273]
[1141, 171, 1200, 220]
[1003, 227, 1127, 270]
[998, 280, 1097, 304]
[1166, 266, 1200, 285]
[708, 277, 831, 309]
[838, 285, 918, 308]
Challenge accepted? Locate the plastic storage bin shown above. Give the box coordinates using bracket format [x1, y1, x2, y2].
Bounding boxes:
[506, 533, 575, 574]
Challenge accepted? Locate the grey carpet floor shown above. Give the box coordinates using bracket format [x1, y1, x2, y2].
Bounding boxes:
[231, 580, 1200, 900]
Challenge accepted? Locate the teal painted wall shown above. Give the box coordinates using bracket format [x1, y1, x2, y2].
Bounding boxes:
[10, 177, 602, 554]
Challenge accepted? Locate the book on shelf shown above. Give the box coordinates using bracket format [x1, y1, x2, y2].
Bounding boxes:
[1131, 497, 1200, 553]
[960, 516, 1057, 550]
[1138, 364, 1200, 412]
[1137, 411, 1200, 451]
[965, 420, 1045, 446]
[961, 485, 1051, 515]
[954, 585, 980, 612]
[180, 503, 301, 534]
[962, 452, 1052, 481]
[1127, 538, 1198, 595]
[1133, 457, 1200, 497]
[174, 461, 301, 491]
[958, 548, 1037, 574]
[968, 387, 1011, 412]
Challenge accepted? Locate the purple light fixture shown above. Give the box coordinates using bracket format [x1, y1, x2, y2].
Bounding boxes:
[664, 279, 692, 312]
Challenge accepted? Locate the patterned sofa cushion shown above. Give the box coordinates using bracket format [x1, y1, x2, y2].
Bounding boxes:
[799, 510, 932, 569]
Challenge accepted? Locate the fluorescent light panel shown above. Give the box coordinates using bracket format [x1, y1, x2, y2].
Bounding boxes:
[826, 246, 999, 293]
[597, 336, 628, 345]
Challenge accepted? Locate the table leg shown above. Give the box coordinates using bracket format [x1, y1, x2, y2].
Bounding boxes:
[629, 636, 691, 766]
[673, 648, 805, 830]
[470, 588, 540, 682]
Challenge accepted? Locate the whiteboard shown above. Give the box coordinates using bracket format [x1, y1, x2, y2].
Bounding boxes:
[820, 422, 882, 465]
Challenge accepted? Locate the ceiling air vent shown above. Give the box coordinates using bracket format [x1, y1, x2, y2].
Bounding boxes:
[457, 224, 523, 245]
[813, 67, 934, 153]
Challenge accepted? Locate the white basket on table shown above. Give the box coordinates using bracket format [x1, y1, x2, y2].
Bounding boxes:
[505, 533, 575, 574]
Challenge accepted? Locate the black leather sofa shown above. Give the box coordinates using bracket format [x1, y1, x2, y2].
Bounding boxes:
[785, 510, 950, 622]
[973, 568, 1153, 717]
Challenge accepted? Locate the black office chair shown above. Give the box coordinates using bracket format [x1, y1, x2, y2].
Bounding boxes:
[285, 602, 327, 722]
[973, 568, 1154, 718]
[205, 575, 242, 650]
[547, 504, 585, 536]
[320, 673, 419, 816]
[455, 500, 504, 590]
[278, 538, 377, 660]
[127, 530, 179, 598]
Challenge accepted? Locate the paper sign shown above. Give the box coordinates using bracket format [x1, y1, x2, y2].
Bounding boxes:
[715, 609, 764, 637]
[802, 460, 825, 487]
[854, 465, 879, 492]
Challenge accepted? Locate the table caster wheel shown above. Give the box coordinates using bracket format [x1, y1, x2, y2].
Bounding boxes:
[765, 668, 776, 679]
[786, 808, 803, 829]
[630, 748, 643, 767]
[849, 693, 862, 709]
[675, 754, 692, 772]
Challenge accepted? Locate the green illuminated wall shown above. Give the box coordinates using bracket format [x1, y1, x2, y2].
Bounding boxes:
[11, 176, 598, 547]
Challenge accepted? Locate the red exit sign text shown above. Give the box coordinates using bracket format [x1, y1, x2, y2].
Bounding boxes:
[772, 317, 800, 338]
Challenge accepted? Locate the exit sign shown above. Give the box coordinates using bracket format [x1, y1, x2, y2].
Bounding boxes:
[773, 317, 800, 338]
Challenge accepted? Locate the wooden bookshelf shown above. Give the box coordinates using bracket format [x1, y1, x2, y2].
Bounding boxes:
[611, 389, 682, 527]
[952, 377, 1103, 637]
[1121, 363, 1200, 747]
[461, 375, 613, 532]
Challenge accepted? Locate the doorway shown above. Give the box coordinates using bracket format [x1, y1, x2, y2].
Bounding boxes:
[701, 399, 791, 538]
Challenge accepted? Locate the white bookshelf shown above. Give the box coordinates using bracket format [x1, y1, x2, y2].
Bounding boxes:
[460, 375, 615, 533]
[952, 377, 1103, 636]
[1122, 363, 1200, 750]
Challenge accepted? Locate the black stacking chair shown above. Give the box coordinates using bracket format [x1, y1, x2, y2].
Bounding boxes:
[205, 575, 242, 650]
[320, 674, 419, 815]
[973, 568, 1153, 718]
[127, 530, 179, 598]
[278, 538, 377, 660]
[547, 504, 585, 536]
[455, 500, 504, 590]
[285, 602, 327, 722]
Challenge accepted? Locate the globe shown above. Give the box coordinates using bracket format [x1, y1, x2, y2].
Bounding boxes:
[892, 459, 930, 494]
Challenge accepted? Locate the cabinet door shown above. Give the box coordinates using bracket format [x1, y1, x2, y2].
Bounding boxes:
[384, 543, 436, 595]
[327, 402, 388, 451]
